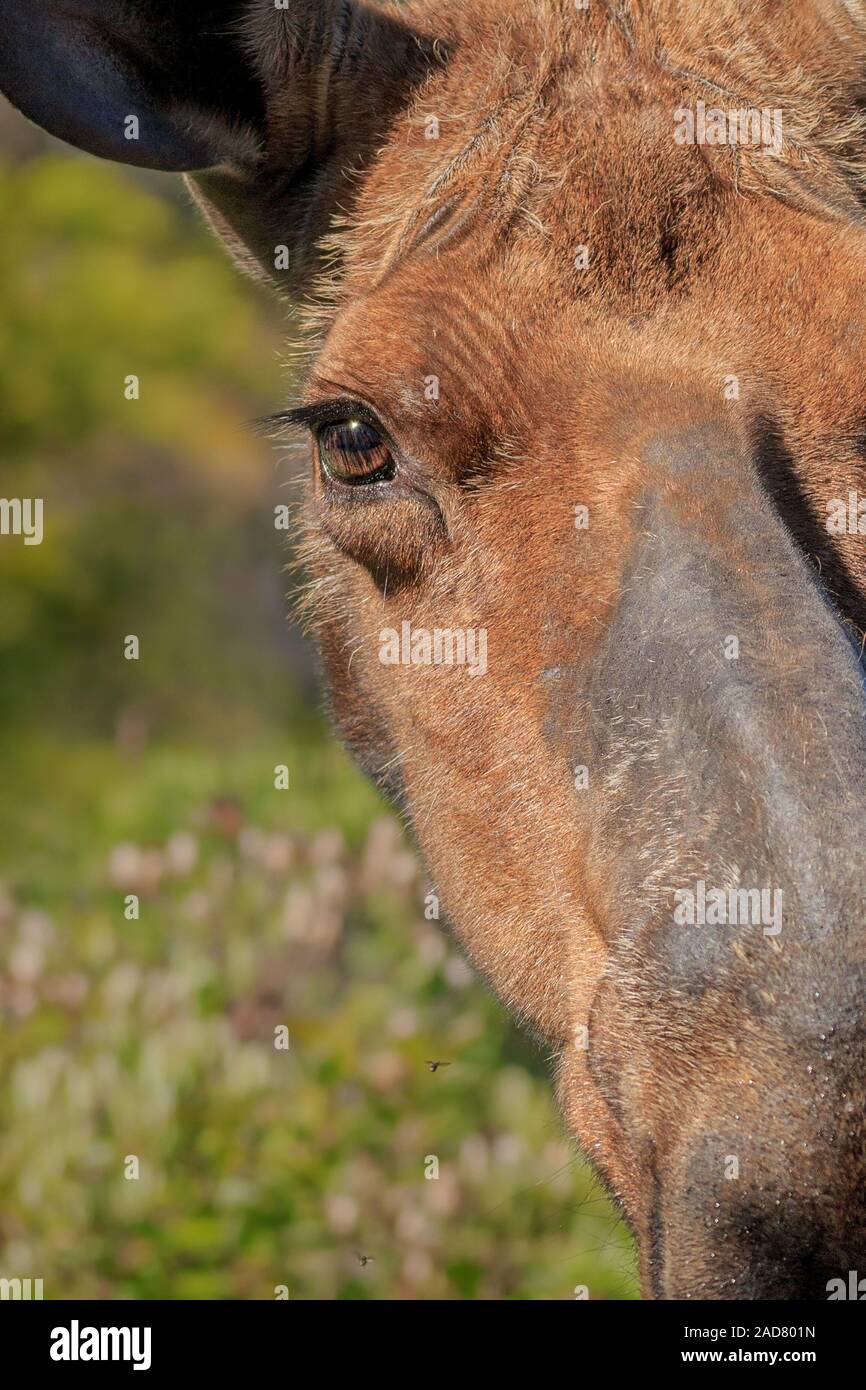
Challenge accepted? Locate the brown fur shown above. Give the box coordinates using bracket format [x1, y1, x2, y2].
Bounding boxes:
[7, 0, 866, 1298]
[269, 0, 866, 1297]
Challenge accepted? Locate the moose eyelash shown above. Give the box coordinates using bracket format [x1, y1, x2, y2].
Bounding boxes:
[257, 398, 383, 439]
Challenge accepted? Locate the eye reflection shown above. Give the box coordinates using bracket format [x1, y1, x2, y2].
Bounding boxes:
[318, 419, 396, 485]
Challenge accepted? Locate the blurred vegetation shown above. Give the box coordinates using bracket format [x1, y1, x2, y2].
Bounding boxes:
[0, 153, 296, 733]
[0, 142, 637, 1298]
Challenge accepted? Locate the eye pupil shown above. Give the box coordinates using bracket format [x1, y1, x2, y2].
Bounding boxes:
[319, 418, 395, 485]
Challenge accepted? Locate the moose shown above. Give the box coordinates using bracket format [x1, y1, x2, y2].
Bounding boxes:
[3, 0, 866, 1300]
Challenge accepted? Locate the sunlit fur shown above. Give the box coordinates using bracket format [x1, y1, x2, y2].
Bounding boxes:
[8, 0, 866, 1298]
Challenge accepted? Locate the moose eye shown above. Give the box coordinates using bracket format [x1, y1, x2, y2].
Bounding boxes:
[317, 418, 396, 485]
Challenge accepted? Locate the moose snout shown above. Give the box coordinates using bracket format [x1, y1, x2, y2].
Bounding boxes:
[568, 421, 866, 951]
[658, 1058, 866, 1300]
[588, 955, 866, 1299]
[555, 419, 866, 1298]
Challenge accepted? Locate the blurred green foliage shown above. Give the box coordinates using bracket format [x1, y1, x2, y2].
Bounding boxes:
[0, 150, 636, 1298]
[0, 154, 292, 733]
[0, 735, 636, 1300]
[0, 156, 271, 455]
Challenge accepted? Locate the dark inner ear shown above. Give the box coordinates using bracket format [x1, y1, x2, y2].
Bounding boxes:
[189, 0, 445, 294]
[0, 0, 264, 171]
[2, 0, 446, 296]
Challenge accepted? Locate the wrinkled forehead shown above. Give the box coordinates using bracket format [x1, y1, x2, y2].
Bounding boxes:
[305, 52, 738, 453]
[301, 0, 866, 481]
[326, 12, 731, 306]
[307, 253, 560, 471]
[308, 212, 724, 492]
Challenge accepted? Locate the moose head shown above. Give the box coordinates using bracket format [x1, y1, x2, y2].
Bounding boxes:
[4, 0, 866, 1299]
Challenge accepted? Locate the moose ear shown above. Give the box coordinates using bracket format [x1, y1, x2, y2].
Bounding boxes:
[0, 0, 441, 292]
[0, 0, 262, 171]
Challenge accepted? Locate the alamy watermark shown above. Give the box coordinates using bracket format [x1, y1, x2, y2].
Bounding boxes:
[50, 1320, 151, 1371]
[0, 497, 43, 545]
[674, 101, 783, 156]
[826, 491, 866, 535]
[827, 1271, 866, 1300]
[379, 622, 487, 676]
[0, 1276, 43, 1299]
[673, 879, 783, 937]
